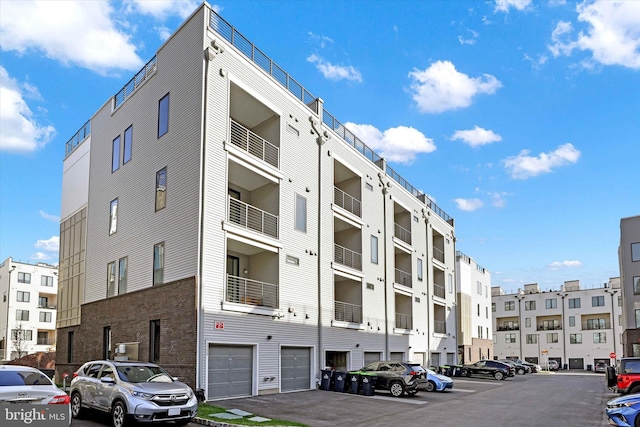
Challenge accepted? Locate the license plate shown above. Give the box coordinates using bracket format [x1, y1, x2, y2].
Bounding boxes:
[168, 408, 180, 416]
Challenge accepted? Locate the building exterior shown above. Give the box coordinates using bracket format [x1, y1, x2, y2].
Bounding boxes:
[492, 278, 622, 370]
[456, 251, 493, 364]
[620, 215, 640, 357]
[55, 3, 458, 399]
[0, 258, 58, 362]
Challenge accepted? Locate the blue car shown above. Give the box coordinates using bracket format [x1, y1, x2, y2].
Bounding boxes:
[420, 368, 454, 392]
[606, 393, 640, 426]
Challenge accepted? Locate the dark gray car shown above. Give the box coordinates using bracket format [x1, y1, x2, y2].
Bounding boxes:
[360, 361, 423, 397]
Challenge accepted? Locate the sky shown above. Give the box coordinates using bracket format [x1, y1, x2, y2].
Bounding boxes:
[0, 0, 638, 294]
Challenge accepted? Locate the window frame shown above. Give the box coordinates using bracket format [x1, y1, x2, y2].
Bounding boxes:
[41, 276, 54, 287]
[16, 291, 30, 302]
[17, 272, 31, 284]
[112, 135, 121, 173]
[39, 311, 52, 322]
[295, 193, 307, 233]
[109, 198, 118, 235]
[158, 93, 170, 138]
[417, 258, 423, 281]
[632, 242, 640, 262]
[123, 125, 133, 164]
[592, 295, 605, 307]
[156, 167, 167, 211]
[153, 242, 165, 286]
[118, 257, 128, 294]
[16, 309, 29, 321]
[107, 261, 116, 297]
[545, 298, 557, 309]
[371, 235, 378, 264]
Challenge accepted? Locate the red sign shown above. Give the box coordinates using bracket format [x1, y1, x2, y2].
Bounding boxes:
[62, 373, 69, 378]
[215, 321, 224, 330]
[610, 352, 616, 359]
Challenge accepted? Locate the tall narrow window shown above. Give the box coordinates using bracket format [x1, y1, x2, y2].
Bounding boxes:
[103, 326, 111, 360]
[107, 262, 116, 297]
[153, 242, 164, 285]
[67, 331, 74, 363]
[109, 199, 118, 235]
[112, 136, 120, 172]
[150, 320, 161, 362]
[295, 194, 307, 232]
[118, 257, 128, 294]
[158, 93, 169, 137]
[156, 167, 167, 211]
[417, 259, 423, 281]
[371, 235, 378, 264]
[449, 274, 454, 293]
[123, 125, 133, 164]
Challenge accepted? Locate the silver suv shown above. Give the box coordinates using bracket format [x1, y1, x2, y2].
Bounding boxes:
[70, 360, 197, 427]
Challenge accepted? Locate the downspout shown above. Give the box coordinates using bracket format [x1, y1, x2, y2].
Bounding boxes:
[452, 232, 458, 363]
[378, 172, 390, 358]
[421, 208, 430, 365]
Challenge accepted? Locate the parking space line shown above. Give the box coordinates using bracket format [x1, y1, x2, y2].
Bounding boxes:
[450, 388, 475, 393]
[367, 395, 429, 404]
[453, 379, 506, 385]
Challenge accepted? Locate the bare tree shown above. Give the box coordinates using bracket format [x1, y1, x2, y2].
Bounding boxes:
[11, 322, 30, 359]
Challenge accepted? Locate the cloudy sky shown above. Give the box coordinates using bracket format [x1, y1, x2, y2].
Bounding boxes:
[1, 0, 638, 293]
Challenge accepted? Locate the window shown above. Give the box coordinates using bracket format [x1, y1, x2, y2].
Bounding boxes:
[526, 334, 537, 344]
[16, 291, 30, 302]
[118, 257, 127, 294]
[365, 182, 373, 192]
[542, 319, 559, 330]
[485, 286, 488, 297]
[38, 296, 48, 308]
[592, 296, 605, 307]
[371, 235, 378, 264]
[570, 333, 582, 344]
[17, 272, 30, 284]
[634, 277, 640, 295]
[286, 255, 299, 266]
[156, 167, 167, 211]
[67, 331, 74, 363]
[109, 198, 118, 235]
[619, 295, 623, 307]
[112, 136, 120, 172]
[545, 298, 557, 309]
[16, 310, 29, 321]
[449, 274, 454, 293]
[569, 298, 581, 308]
[586, 318, 606, 329]
[103, 326, 111, 360]
[150, 319, 161, 362]
[506, 333, 516, 343]
[478, 325, 483, 338]
[636, 310, 640, 328]
[12, 329, 32, 341]
[492, 302, 496, 312]
[39, 312, 52, 322]
[107, 262, 116, 297]
[525, 317, 531, 328]
[477, 281, 482, 295]
[593, 332, 606, 343]
[547, 333, 559, 343]
[504, 301, 515, 311]
[417, 259, 423, 281]
[486, 306, 489, 319]
[37, 331, 49, 345]
[477, 304, 480, 316]
[295, 194, 307, 232]
[41, 276, 53, 287]
[569, 316, 575, 327]
[123, 125, 133, 164]
[158, 93, 169, 137]
[525, 301, 536, 311]
[153, 242, 164, 285]
[633, 242, 640, 262]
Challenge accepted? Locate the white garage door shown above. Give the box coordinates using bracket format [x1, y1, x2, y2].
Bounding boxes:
[208, 344, 253, 399]
[281, 347, 311, 392]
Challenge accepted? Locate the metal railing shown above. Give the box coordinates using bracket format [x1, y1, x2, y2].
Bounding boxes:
[334, 187, 361, 217]
[394, 223, 411, 245]
[434, 320, 446, 334]
[497, 325, 520, 331]
[394, 268, 412, 287]
[65, 120, 91, 156]
[322, 110, 383, 165]
[114, 56, 158, 109]
[434, 283, 446, 299]
[230, 119, 279, 168]
[226, 274, 278, 308]
[334, 244, 362, 271]
[433, 246, 445, 263]
[396, 312, 412, 330]
[583, 321, 611, 330]
[37, 338, 53, 346]
[228, 197, 278, 238]
[457, 251, 471, 264]
[334, 300, 362, 323]
[537, 325, 562, 331]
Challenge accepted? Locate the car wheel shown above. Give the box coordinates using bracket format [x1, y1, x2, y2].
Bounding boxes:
[426, 381, 436, 392]
[462, 369, 470, 377]
[389, 381, 405, 397]
[630, 385, 640, 394]
[70, 392, 85, 419]
[494, 371, 504, 380]
[518, 368, 525, 375]
[111, 400, 128, 427]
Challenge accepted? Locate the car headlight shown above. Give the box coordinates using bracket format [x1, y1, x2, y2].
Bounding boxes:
[129, 389, 155, 400]
[608, 400, 640, 409]
[187, 390, 194, 399]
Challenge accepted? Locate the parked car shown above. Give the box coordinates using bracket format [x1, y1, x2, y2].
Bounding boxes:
[606, 393, 640, 426]
[360, 361, 423, 397]
[70, 360, 198, 427]
[516, 360, 541, 373]
[595, 362, 608, 373]
[499, 359, 530, 375]
[0, 365, 71, 425]
[461, 360, 512, 380]
[613, 357, 640, 395]
[547, 360, 559, 371]
[417, 367, 454, 392]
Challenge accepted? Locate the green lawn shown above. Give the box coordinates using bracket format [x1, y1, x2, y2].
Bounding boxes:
[196, 403, 307, 426]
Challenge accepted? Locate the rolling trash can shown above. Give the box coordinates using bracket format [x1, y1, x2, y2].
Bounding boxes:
[333, 371, 347, 393]
[360, 373, 377, 396]
[320, 369, 334, 391]
[348, 371, 361, 394]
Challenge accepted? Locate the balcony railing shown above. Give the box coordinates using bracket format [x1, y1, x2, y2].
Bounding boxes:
[537, 325, 562, 331]
[65, 120, 91, 156]
[226, 274, 278, 308]
[433, 246, 445, 263]
[38, 305, 57, 309]
[434, 283, 446, 299]
[396, 312, 412, 330]
[583, 321, 611, 330]
[114, 56, 157, 109]
[230, 119, 279, 168]
[394, 268, 412, 287]
[334, 187, 361, 217]
[394, 223, 411, 245]
[334, 244, 362, 271]
[228, 196, 278, 238]
[37, 338, 53, 346]
[334, 300, 362, 323]
[434, 320, 446, 334]
[497, 325, 520, 331]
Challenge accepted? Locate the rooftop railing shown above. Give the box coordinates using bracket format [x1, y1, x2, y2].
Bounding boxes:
[113, 56, 157, 110]
[65, 120, 91, 157]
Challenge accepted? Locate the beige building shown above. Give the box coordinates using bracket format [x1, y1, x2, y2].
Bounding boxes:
[620, 215, 640, 356]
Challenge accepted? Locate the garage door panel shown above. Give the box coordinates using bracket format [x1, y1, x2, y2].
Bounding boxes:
[281, 347, 311, 392]
[208, 344, 253, 399]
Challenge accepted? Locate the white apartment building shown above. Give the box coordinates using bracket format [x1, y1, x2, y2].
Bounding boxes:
[456, 251, 493, 364]
[0, 258, 58, 361]
[620, 215, 640, 356]
[56, 3, 458, 399]
[492, 278, 622, 370]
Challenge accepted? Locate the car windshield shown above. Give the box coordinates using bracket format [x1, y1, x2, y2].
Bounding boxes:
[116, 365, 173, 383]
[0, 370, 53, 386]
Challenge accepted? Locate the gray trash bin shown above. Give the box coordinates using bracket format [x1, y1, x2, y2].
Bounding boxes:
[320, 369, 333, 390]
[333, 371, 347, 392]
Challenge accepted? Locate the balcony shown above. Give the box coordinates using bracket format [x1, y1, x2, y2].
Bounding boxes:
[334, 244, 362, 271]
[434, 283, 446, 299]
[434, 320, 446, 334]
[226, 274, 278, 308]
[394, 268, 412, 287]
[228, 197, 278, 238]
[394, 223, 411, 245]
[334, 187, 361, 217]
[537, 325, 562, 331]
[433, 246, 444, 263]
[38, 305, 57, 309]
[583, 321, 611, 330]
[497, 325, 520, 331]
[396, 312, 412, 330]
[334, 300, 362, 324]
[230, 119, 279, 168]
[37, 338, 54, 346]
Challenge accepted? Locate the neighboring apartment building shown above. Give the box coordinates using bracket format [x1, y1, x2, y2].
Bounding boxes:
[55, 4, 458, 399]
[456, 251, 493, 364]
[492, 278, 622, 370]
[620, 215, 640, 356]
[0, 258, 58, 361]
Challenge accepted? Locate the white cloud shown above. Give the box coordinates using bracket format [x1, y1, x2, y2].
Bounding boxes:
[154, 25, 173, 41]
[0, 1, 143, 75]
[494, 0, 532, 13]
[503, 143, 581, 179]
[345, 122, 436, 164]
[126, 0, 202, 19]
[454, 198, 483, 211]
[488, 191, 510, 208]
[31, 252, 51, 261]
[548, 260, 583, 269]
[39, 210, 60, 222]
[458, 29, 479, 45]
[0, 67, 56, 153]
[307, 54, 362, 82]
[451, 126, 502, 147]
[408, 61, 502, 113]
[34, 236, 59, 253]
[308, 32, 334, 49]
[548, 1, 640, 69]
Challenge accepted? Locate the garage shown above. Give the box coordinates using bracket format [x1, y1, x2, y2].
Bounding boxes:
[208, 344, 253, 399]
[569, 358, 584, 370]
[281, 347, 311, 392]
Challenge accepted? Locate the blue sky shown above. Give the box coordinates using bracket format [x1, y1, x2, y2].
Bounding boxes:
[0, 0, 638, 293]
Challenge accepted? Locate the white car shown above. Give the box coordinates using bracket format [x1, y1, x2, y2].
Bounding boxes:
[0, 365, 71, 425]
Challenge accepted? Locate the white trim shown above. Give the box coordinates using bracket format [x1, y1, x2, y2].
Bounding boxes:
[392, 237, 412, 254]
[226, 148, 283, 184]
[331, 320, 366, 330]
[331, 205, 364, 228]
[332, 263, 365, 280]
[393, 283, 414, 296]
[223, 223, 281, 252]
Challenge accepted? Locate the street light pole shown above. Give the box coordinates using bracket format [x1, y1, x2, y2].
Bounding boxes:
[4, 265, 16, 361]
[515, 295, 525, 360]
[557, 292, 568, 369]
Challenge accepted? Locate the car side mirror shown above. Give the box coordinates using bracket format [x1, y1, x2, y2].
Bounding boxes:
[100, 376, 115, 384]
